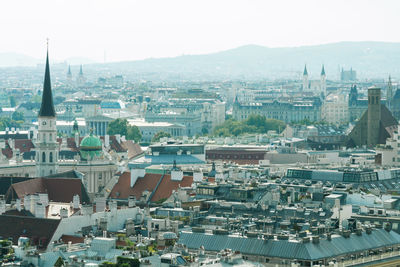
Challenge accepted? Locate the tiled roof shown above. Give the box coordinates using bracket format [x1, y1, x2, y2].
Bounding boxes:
[5, 178, 90, 204]
[109, 172, 194, 202]
[0, 215, 60, 250]
[60, 235, 85, 244]
[150, 174, 193, 202]
[121, 140, 143, 159]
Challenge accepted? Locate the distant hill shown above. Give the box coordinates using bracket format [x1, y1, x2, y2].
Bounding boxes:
[3, 42, 400, 80]
[0, 53, 40, 67]
[100, 42, 400, 80]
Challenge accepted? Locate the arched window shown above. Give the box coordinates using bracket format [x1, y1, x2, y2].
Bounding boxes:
[42, 152, 46, 162]
[49, 152, 53, 163]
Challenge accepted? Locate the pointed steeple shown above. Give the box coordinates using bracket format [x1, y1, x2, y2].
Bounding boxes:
[79, 64, 83, 76]
[303, 65, 308, 76]
[67, 65, 72, 75]
[39, 44, 56, 117]
[321, 65, 325, 76]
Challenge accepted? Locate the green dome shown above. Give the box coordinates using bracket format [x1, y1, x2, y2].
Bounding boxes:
[80, 132, 102, 160]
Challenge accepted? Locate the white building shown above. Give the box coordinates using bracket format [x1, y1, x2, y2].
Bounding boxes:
[321, 93, 349, 125]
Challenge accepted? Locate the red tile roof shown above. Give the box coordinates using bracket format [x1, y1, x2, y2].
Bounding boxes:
[110, 172, 159, 201]
[150, 174, 193, 202]
[6, 178, 86, 204]
[109, 172, 194, 202]
[121, 140, 143, 159]
[60, 235, 85, 244]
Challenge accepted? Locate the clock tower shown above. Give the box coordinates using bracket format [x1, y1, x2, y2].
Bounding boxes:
[36, 45, 58, 176]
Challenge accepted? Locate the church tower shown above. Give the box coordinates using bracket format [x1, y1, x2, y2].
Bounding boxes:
[36, 44, 58, 177]
[320, 65, 326, 97]
[76, 64, 86, 85]
[302, 65, 308, 91]
[387, 75, 393, 110]
[67, 65, 72, 80]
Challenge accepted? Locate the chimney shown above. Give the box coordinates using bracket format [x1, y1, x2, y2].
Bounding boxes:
[356, 228, 362, 236]
[384, 222, 392, 232]
[75, 132, 80, 148]
[342, 230, 350, 238]
[327, 233, 332, 241]
[81, 204, 93, 216]
[95, 197, 106, 212]
[128, 196, 136, 208]
[24, 195, 31, 211]
[35, 202, 45, 218]
[366, 227, 372, 234]
[367, 87, 381, 147]
[30, 194, 39, 214]
[60, 208, 68, 218]
[109, 200, 117, 212]
[105, 134, 109, 147]
[16, 198, 21, 212]
[115, 134, 121, 144]
[73, 195, 80, 209]
[0, 196, 5, 215]
[312, 236, 319, 244]
[38, 193, 49, 207]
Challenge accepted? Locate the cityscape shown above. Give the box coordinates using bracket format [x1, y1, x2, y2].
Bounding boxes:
[2, 1, 400, 267]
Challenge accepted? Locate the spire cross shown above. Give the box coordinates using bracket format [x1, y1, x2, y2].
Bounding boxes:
[46, 38, 49, 49]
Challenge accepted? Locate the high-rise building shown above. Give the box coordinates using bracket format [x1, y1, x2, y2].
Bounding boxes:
[36, 46, 58, 176]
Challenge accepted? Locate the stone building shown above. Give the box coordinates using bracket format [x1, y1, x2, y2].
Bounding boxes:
[347, 87, 398, 148]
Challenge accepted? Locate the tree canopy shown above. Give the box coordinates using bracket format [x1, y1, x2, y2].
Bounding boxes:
[151, 131, 171, 143]
[213, 115, 286, 137]
[107, 118, 142, 143]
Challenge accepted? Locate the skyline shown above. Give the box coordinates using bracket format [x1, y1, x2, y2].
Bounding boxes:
[0, 0, 399, 62]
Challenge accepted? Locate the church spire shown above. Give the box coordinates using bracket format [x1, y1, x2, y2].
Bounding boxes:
[321, 64, 325, 76]
[303, 64, 308, 76]
[79, 64, 83, 76]
[38, 41, 56, 117]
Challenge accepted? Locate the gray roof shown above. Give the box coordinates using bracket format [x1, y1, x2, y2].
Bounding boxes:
[178, 229, 400, 261]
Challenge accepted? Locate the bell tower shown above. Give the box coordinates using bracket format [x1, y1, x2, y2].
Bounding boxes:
[36, 42, 58, 176]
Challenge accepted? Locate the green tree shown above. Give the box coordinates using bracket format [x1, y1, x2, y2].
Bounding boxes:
[12, 111, 24, 122]
[9, 96, 16, 107]
[127, 125, 142, 143]
[107, 118, 129, 136]
[107, 119, 141, 143]
[151, 131, 171, 143]
[116, 257, 140, 267]
[212, 116, 286, 137]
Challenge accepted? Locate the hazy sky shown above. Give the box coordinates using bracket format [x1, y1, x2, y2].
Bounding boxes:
[0, 0, 399, 62]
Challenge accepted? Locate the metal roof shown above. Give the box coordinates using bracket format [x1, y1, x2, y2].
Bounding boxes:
[178, 229, 400, 261]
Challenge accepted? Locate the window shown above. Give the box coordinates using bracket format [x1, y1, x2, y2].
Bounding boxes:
[42, 152, 46, 162]
[49, 152, 53, 163]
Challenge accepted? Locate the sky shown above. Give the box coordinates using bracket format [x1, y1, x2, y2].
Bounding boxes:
[0, 0, 399, 62]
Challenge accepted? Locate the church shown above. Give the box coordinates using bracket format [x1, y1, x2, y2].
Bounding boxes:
[0, 47, 142, 197]
[347, 87, 398, 148]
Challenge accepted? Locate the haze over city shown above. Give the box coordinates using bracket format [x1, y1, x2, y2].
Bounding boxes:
[1, 0, 400, 62]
